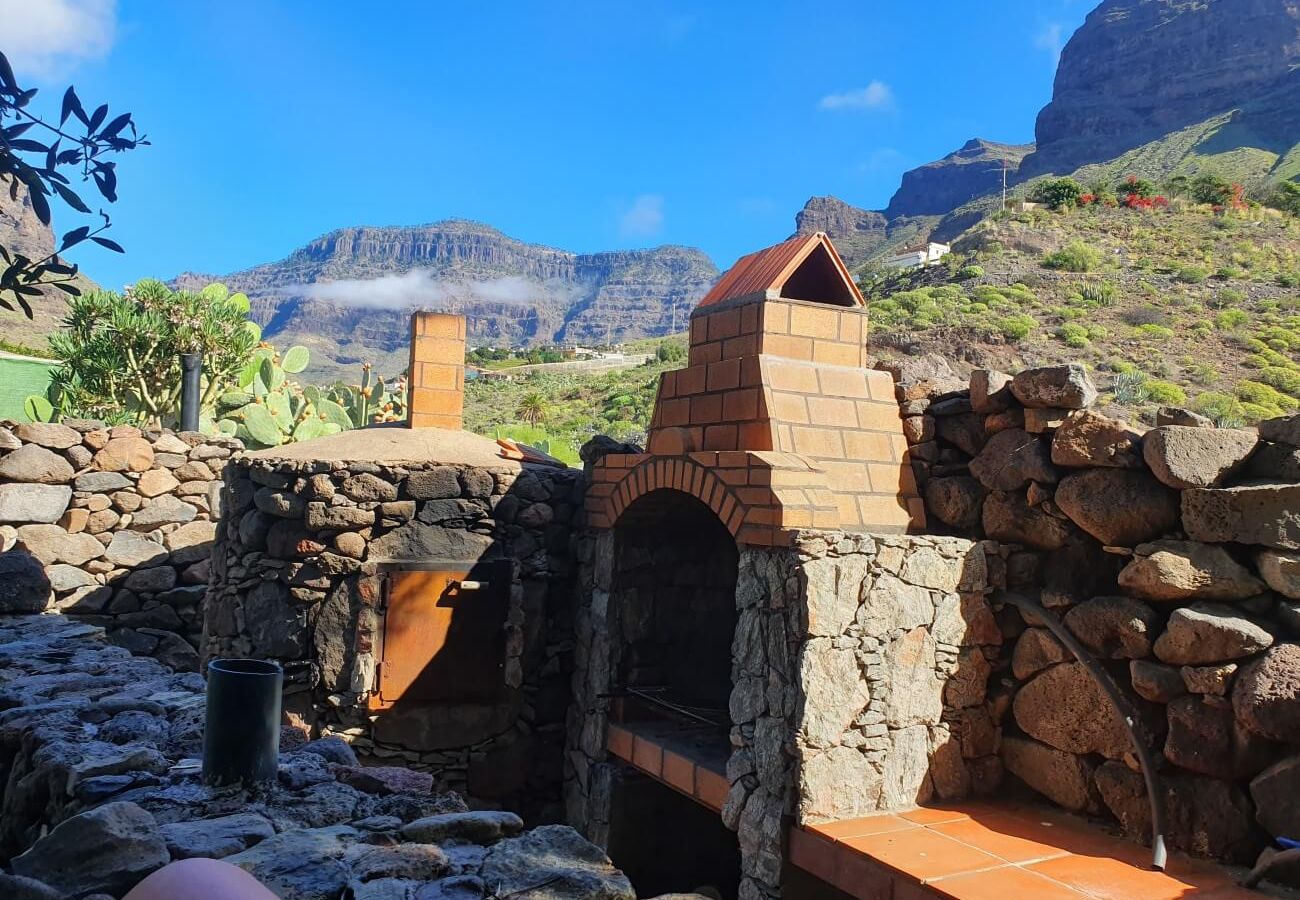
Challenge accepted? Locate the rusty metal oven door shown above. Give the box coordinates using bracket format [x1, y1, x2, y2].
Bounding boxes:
[374, 559, 511, 706]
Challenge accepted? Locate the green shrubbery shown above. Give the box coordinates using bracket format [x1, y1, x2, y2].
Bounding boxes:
[1043, 240, 1103, 272]
[1031, 178, 1085, 209]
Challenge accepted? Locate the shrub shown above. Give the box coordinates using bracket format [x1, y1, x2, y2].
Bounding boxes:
[997, 314, 1036, 341]
[1118, 174, 1158, 198]
[1078, 280, 1117, 306]
[655, 340, 686, 363]
[1134, 324, 1174, 340]
[1144, 380, 1187, 404]
[1043, 240, 1103, 273]
[1174, 265, 1210, 284]
[1124, 305, 1171, 327]
[1192, 172, 1233, 205]
[1215, 309, 1249, 329]
[1261, 366, 1300, 396]
[957, 265, 984, 280]
[1056, 323, 1091, 348]
[1032, 178, 1085, 209]
[1192, 391, 1247, 428]
[1266, 180, 1300, 217]
[1211, 287, 1246, 309]
[1235, 380, 1299, 414]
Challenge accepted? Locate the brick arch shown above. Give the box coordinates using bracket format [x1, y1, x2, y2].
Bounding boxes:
[607, 456, 746, 538]
[586, 450, 851, 547]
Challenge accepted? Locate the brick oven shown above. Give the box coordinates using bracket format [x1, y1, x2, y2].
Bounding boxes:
[565, 234, 994, 900]
[204, 312, 584, 820]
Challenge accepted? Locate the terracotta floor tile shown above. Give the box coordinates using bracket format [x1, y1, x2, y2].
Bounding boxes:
[898, 806, 973, 826]
[631, 735, 663, 776]
[831, 849, 900, 900]
[843, 827, 1005, 882]
[661, 749, 695, 794]
[931, 813, 1075, 864]
[606, 724, 633, 761]
[808, 815, 919, 841]
[1027, 852, 1234, 900]
[789, 827, 838, 884]
[929, 865, 1090, 900]
[694, 767, 729, 811]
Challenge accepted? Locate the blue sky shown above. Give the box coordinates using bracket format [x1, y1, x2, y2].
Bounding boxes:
[5, 0, 1090, 287]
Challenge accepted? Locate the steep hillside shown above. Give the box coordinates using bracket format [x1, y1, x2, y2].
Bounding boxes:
[863, 203, 1300, 424]
[1023, 0, 1300, 177]
[173, 219, 718, 383]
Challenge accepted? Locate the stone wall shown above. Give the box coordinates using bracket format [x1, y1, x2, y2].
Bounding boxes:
[0, 420, 239, 670]
[566, 523, 994, 900]
[0, 613, 636, 900]
[204, 452, 584, 821]
[895, 358, 1300, 863]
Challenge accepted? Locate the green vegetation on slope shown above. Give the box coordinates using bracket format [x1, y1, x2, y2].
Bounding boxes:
[463, 336, 686, 462]
[863, 202, 1300, 424]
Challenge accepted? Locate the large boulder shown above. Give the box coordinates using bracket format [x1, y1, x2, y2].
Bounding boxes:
[1055, 469, 1179, 546]
[1182, 483, 1300, 550]
[970, 369, 1012, 413]
[104, 531, 168, 567]
[1093, 761, 1261, 863]
[1246, 441, 1300, 482]
[968, 428, 1057, 490]
[982, 490, 1072, 550]
[1257, 549, 1300, 600]
[1063, 596, 1157, 659]
[924, 476, 986, 531]
[1012, 662, 1131, 758]
[1001, 735, 1097, 812]
[224, 825, 356, 900]
[11, 801, 169, 896]
[0, 550, 50, 612]
[1233, 643, 1300, 742]
[1163, 695, 1272, 780]
[1142, 426, 1258, 489]
[1153, 603, 1273, 666]
[0, 444, 75, 483]
[1051, 410, 1143, 468]
[400, 811, 524, 845]
[0, 483, 72, 523]
[1259, 413, 1300, 447]
[15, 524, 104, 566]
[1011, 627, 1069, 680]
[1117, 540, 1263, 602]
[1010, 364, 1098, 409]
[160, 813, 276, 859]
[91, 436, 154, 472]
[481, 825, 635, 900]
[1250, 755, 1300, 839]
[13, 422, 80, 449]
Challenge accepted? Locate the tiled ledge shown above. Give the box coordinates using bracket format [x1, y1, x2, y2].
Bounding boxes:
[789, 801, 1260, 900]
[606, 722, 730, 812]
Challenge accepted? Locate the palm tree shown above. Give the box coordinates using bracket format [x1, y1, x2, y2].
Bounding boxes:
[517, 391, 547, 426]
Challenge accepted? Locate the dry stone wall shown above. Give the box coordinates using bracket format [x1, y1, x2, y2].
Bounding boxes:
[204, 453, 584, 821]
[0, 613, 636, 900]
[893, 357, 1300, 864]
[566, 526, 994, 900]
[0, 420, 238, 670]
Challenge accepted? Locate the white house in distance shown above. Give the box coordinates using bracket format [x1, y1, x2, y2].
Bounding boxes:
[883, 240, 951, 270]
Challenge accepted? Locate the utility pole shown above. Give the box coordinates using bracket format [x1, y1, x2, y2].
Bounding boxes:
[1002, 158, 1009, 210]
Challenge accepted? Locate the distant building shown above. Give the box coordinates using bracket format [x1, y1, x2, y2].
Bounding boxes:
[882, 241, 951, 270]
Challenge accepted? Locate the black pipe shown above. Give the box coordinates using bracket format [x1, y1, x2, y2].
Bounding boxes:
[180, 352, 202, 432]
[1000, 593, 1168, 870]
[202, 658, 283, 786]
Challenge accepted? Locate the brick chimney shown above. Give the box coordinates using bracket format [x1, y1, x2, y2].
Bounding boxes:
[406, 312, 466, 430]
[586, 232, 925, 544]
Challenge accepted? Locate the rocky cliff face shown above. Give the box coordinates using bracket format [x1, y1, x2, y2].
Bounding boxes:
[793, 196, 888, 267]
[886, 140, 1033, 218]
[175, 220, 718, 381]
[1023, 0, 1300, 176]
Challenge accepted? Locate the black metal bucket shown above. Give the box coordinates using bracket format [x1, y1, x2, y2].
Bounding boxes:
[202, 658, 283, 786]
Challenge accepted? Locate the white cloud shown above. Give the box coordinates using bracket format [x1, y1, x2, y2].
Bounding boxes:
[818, 81, 895, 112]
[296, 270, 549, 311]
[855, 147, 907, 174]
[0, 0, 117, 80]
[1034, 22, 1066, 63]
[618, 194, 665, 239]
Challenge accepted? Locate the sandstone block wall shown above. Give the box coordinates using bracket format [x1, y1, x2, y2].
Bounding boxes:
[204, 453, 583, 820]
[0, 420, 239, 670]
[895, 358, 1300, 863]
